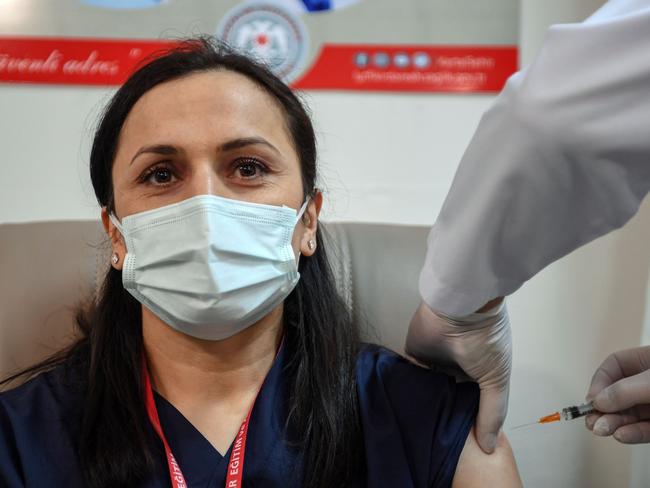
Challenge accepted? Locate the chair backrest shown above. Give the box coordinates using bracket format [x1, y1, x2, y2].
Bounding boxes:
[0, 221, 429, 381]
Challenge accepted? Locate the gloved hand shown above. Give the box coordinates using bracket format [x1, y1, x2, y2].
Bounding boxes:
[405, 300, 512, 454]
[585, 346, 650, 443]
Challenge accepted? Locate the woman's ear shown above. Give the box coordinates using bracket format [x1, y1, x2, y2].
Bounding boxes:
[101, 207, 126, 271]
[300, 191, 323, 257]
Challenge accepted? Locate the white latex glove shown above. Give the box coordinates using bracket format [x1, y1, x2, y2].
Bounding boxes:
[585, 346, 650, 444]
[405, 300, 512, 454]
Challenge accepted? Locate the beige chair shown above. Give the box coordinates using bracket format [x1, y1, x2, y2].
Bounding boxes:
[0, 221, 429, 382]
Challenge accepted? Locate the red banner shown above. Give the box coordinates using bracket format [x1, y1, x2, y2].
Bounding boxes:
[0, 37, 176, 86]
[0, 37, 517, 92]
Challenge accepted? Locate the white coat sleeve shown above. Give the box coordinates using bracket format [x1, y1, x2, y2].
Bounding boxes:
[420, 0, 650, 317]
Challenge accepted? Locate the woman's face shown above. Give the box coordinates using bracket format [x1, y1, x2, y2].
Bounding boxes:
[103, 69, 321, 264]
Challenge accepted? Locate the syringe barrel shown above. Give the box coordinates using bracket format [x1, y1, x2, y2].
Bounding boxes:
[561, 402, 595, 420]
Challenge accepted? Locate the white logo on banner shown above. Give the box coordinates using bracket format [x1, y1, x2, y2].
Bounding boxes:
[216, 2, 308, 83]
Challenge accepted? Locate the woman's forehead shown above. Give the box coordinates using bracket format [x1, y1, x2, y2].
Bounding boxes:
[117, 70, 293, 153]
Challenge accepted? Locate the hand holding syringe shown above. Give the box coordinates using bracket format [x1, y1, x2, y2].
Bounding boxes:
[511, 402, 596, 430]
[584, 346, 650, 443]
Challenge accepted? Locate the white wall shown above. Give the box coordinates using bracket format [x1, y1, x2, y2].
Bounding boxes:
[4, 1, 649, 487]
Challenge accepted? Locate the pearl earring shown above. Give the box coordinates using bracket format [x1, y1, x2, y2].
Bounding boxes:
[308, 239, 315, 251]
[111, 253, 120, 265]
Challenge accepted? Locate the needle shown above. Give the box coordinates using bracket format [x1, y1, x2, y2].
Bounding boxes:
[510, 421, 540, 430]
[510, 412, 562, 430]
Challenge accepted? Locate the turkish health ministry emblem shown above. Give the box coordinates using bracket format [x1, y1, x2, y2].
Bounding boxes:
[216, 1, 309, 83]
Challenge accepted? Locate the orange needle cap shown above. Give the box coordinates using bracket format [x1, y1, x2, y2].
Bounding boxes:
[539, 412, 561, 424]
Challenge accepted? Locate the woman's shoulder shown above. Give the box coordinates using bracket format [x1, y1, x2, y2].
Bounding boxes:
[0, 363, 85, 443]
[0, 363, 83, 414]
[0, 364, 85, 486]
[356, 342, 479, 418]
[357, 342, 437, 373]
[355, 343, 479, 488]
[357, 342, 476, 390]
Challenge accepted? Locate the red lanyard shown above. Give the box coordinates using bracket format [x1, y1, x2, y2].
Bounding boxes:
[143, 362, 257, 488]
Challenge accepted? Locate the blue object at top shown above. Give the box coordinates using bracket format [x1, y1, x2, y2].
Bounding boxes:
[302, 0, 332, 12]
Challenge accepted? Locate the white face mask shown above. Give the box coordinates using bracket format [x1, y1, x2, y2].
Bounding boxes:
[109, 194, 309, 341]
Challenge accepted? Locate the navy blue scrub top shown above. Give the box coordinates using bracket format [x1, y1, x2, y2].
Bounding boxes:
[0, 344, 478, 487]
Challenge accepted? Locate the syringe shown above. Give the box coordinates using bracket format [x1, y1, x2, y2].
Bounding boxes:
[510, 402, 596, 430]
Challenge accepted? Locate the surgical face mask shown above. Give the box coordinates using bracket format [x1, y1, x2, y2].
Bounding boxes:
[109, 194, 309, 341]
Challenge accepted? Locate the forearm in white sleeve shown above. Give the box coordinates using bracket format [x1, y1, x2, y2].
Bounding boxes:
[420, 0, 650, 316]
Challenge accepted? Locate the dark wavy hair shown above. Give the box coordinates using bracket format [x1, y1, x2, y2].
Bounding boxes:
[1, 37, 362, 487]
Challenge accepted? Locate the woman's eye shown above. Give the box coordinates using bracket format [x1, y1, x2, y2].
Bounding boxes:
[235, 159, 267, 179]
[141, 165, 176, 186]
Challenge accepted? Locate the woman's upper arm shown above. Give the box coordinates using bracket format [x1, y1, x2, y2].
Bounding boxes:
[451, 428, 522, 488]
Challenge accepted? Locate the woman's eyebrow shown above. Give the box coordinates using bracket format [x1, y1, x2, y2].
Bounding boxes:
[129, 137, 281, 166]
[219, 136, 281, 155]
[130, 144, 179, 165]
